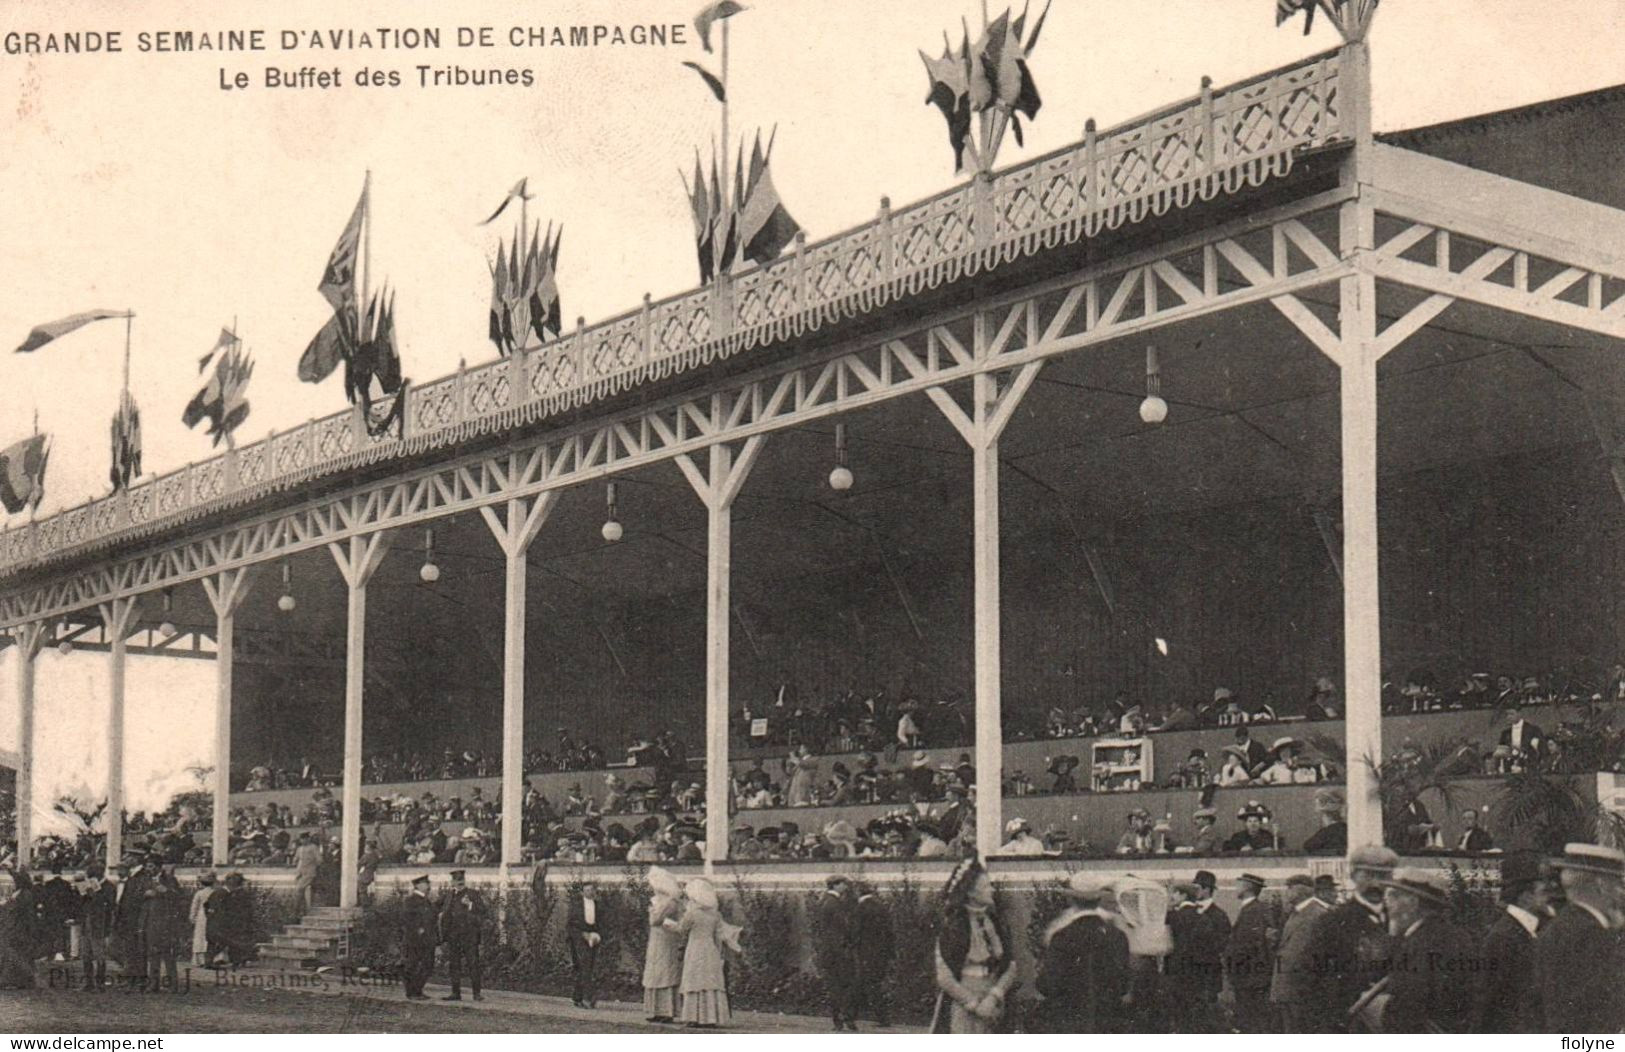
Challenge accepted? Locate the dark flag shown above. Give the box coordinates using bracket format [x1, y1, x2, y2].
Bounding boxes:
[682, 61, 727, 103]
[319, 185, 367, 312]
[1277, 0, 1318, 33]
[530, 225, 562, 343]
[691, 154, 718, 283]
[109, 391, 141, 492]
[298, 309, 353, 383]
[301, 180, 367, 384]
[488, 241, 511, 353]
[183, 342, 253, 448]
[198, 326, 237, 373]
[14, 309, 126, 354]
[0, 433, 49, 515]
[921, 32, 974, 171]
[480, 177, 531, 226]
[349, 289, 407, 438]
[693, 0, 745, 52]
[735, 130, 802, 267]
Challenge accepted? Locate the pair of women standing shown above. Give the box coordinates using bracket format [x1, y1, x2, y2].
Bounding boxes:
[642, 868, 742, 1028]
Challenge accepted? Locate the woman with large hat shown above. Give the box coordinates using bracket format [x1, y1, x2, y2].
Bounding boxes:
[663, 877, 741, 1028]
[642, 867, 685, 1022]
[929, 856, 1017, 1033]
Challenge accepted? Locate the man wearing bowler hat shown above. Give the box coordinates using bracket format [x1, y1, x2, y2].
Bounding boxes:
[401, 874, 437, 1000]
[1474, 850, 1547, 1032]
[1369, 867, 1474, 1033]
[1223, 872, 1274, 1033]
[1536, 843, 1625, 1032]
[437, 869, 485, 1001]
[1167, 870, 1228, 1032]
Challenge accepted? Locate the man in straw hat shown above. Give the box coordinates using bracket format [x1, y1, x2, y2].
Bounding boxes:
[1474, 849, 1548, 1033]
[1315, 845, 1397, 1029]
[1030, 873, 1129, 1033]
[1536, 843, 1625, 1032]
[1167, 870, 1228, 1032]
[437, 869, 485, 1001]
[1366, 867, 1474, 1032]
[400, 874, 437, 1000]
[1223, 872, 1275, 1033]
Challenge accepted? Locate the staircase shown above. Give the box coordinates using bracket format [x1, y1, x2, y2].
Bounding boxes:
[257, 906, 366, 970]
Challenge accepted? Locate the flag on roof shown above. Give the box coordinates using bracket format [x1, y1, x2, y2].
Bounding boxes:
[319, 184, 366, 312]
[13, 309, 126, 354]
[530, 225, 563, 344]
[198, 326, 237, 373]
[488, 219, 562, 355]
[685, 153, 716, 284]
[735, 130, 802, 267]
[921, 31, 975, 172]
[346, 288, 404, 419]
[682, 61, 727, 103]
[693, 0, 745, 52]
[183, 341, 254, 448]
[298, 309, 353, 385]
[480, 177, 532, 226]
[109, 390, 141, 493]
[0, 433, 49, 515]
[1277, 0, 1318, 33]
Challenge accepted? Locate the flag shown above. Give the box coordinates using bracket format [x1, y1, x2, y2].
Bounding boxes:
[1277, 0, 1318, 33]
[183, 343, 254, 447]
[488, 241, 511, 353]
[0, 433, 49, 515]
[298, 308, 353, 383]
[693, 0, 745, 52]
[735, 131, 802, 267]
[971, 10, 1021, 114]
[480, 177, 531, 226]
[14, 309, 126, 353]
[198, 326, 237, 373]
[319, 184, 367, 312]
[921, 33, 974, 171]
[711, 148, 742, 279]
[109, 391, 141, 492]
[685, 153, 715, 284]
[682, 61, 726, 103]
[530, 225, 562, 343]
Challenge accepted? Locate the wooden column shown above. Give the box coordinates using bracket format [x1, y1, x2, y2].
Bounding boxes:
[928, 356, 1043, 858]
[676, 436, 766, 867]
[10, 623, 46, 869]
[97, 597, 139, 865]
[479, 494, 558, 870]
[329, 533, 391, 907]
[202, 569, 255, 868]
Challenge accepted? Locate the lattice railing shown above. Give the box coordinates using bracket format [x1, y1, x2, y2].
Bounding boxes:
[0, 48, 1348, 578]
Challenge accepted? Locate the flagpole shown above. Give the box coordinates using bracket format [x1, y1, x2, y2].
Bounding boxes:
[122, 310, 133, 399]
[361, 169, 373, 321]
[720, 16, 731, 217]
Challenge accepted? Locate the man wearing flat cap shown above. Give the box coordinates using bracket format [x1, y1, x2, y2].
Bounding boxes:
[1316, 845, 1397, 1029]
[1474, 850, 1547, 1033]
[1370, 867, 1474, 1032]
[401, 874, 437, 1000]
[1031, 873, 1130, 1033]
[1536, 843, 1625, 1032]
[437, 869, 486, 1001]
[1270, 874, 1331, 1032]
[1223, 873, 1275, 1033]
[1167, 870, 1229, 1032]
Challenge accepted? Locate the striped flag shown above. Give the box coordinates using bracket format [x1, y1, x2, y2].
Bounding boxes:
[109, 391, 142, 492]
[735, 130, 802, 267]
[0, 433, 49, 515]
[13, 309, 126, 353]
[319, 184, 367, 312]
[183, 342, 254, 448]
[921, 32, 974, 171]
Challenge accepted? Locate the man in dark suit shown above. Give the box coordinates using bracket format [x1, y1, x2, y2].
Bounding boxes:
[1497, 708, 1546, 769]
[117, 856, 156, 978]
[1475, 850, 1546, 1032]
[1454, 809, 1494, 852]
[1224, 873, 1275, 1033]
[1374, 868, 1475, 1032]
[1032, 874, 1130, 1033]
[1314, 845, 1397, 1030]
[400, 875, 437, 1000]
[39, 865, 78, 961]
[1537, 843, 1625, 1032]
[80, 865, 119, 991]
[851, 881, 894, 1028]
[1166, 870, 1229, 1032]
[436, 870, 485, 1001]
[1270, 874, 1332, 1032]
[566, 880, 602, 1008]
[813, 875, 857, 1030]
[1232, 727, 1270, 778]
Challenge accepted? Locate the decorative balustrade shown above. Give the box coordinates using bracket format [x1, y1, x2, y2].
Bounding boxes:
[0, 48, 1347, 578]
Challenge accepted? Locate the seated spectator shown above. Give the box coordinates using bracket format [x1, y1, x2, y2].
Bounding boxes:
[1222, 800, 1279, 852]
[1116, 809, 1154, 855]
[1257, 737, 1321, 785]
[1305, 676, 1340, 719]
[1216, 746, 1253, 786]
[1454, 808, 1494, 852]
[1302, 788, 1347, 854]
[904, 751, 938, 800]
[1189, 806, 1219, 853]
[1047, 754, 1080, 794]
[994, 818, 1046, 856]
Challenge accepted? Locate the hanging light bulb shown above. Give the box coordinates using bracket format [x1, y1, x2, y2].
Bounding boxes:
[828, 423, 854, 491]
[602, 481, 623, 542]
[158, 588, 177, 638]
[277, 562, 296, 613]
[57, 639, 73, 656]
[1139, 344, 1168, 425]
[419, 527, 441, 583]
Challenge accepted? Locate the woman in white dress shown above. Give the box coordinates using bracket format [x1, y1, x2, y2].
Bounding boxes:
[663, 878, 742, 1028]
[642, 867, 684, 1022]
[188, 871, 219, 966]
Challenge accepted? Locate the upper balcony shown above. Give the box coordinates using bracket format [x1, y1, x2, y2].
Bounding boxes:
[0, 47, 1349, 583]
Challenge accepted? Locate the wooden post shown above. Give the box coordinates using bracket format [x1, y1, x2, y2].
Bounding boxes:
[97, 597, 139, 864]
[479, 494, 558, 872]
[329, 534, 391, 907]
[11, 623, 46, 869]
[203, 569, 254, 867]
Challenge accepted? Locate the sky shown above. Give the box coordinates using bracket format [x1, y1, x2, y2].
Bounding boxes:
[2, 0, 1624, 832]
